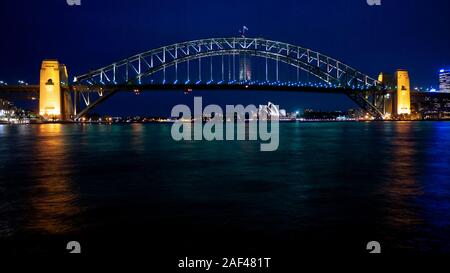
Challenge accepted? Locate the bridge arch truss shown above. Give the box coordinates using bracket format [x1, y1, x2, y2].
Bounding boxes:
[73, 37, 384, 119]
[76, 37, 380, 87]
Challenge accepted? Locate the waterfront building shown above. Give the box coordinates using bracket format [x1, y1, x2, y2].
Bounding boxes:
[439, 69, 450, 93]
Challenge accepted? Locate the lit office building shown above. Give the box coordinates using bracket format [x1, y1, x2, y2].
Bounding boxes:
[439, 69, 450, 93]
[239, 54, 252, 81]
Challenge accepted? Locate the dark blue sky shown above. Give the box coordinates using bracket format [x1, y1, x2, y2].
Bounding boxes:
[1, 0, 449, 115]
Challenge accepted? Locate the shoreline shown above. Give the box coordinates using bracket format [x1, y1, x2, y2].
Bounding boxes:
[1, 119, 450, 125]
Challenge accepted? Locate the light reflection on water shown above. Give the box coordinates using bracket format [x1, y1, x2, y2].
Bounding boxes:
[0, 122, 449, 254]
[26, 124, 81, 235]
[381, 123, 424, 251]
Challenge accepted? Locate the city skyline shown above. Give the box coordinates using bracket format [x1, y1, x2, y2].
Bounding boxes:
[0, 0, 449, 116]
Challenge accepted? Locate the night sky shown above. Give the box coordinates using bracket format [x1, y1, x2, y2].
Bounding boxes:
[1, 0, 449, 115]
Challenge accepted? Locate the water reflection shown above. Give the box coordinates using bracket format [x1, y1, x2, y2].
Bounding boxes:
[1, 122, 449, 254]
[130, 123, 144, 150]
[382, 122, 424, 250]
[418, 122, 450, 252]
[26, 124, 80, 234]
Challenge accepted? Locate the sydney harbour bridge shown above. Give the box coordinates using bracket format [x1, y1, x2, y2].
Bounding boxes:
[0, 37, 412, 121]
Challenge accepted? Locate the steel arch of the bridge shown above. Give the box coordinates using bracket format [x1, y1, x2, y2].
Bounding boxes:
[75, 37, 380, 88]
[72, 37, 385, 119]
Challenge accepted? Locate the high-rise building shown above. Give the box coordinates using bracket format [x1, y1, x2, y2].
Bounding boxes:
[439, 69, 450, 93]
[239, 54, 251, 81]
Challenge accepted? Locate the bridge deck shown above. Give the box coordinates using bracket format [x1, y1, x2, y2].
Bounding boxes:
[2, 84, 448, 97]
[71, 83, 379, 94]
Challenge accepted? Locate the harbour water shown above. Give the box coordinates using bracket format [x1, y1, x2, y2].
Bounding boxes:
[1, 122, 450, 257]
